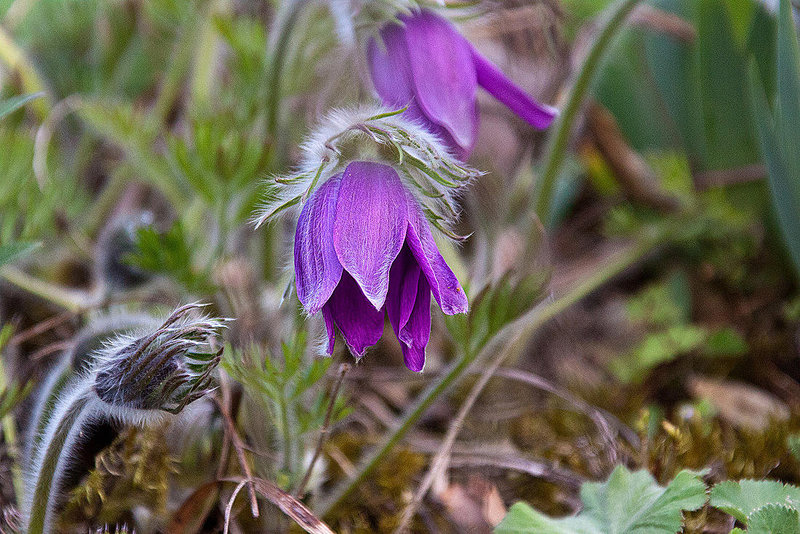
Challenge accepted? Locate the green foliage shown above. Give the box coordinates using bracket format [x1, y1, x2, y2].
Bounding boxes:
[124, 222, 210, 295]
[445, 272, 550, 357]
[710, 479, 800, 528]
[748, 0, 800, 281]
[610, 271, 747, 383]
[0, 92, 43, 121]
[495, 465, 707, 534]
[596, 0, 767, 171]
[222, 331, 348, 486]
[167, 109, 270, 226]
[0, 127, 88, 243]
[0, 325, 32, 419]
[748, 504, 800, 534]
[0, 241, 39, 267]
[788, 433, 800, 463]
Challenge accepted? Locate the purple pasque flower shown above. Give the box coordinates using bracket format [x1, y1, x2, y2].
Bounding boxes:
[294, 160, 467, 372]
[368, 9, 558, 160]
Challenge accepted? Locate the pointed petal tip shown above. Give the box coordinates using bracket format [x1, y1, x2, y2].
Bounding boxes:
[471, 47, 559, 131]
[402, 344, 426, 372]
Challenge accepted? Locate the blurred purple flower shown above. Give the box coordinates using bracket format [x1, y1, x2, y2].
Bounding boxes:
[294, 160, 467, 372]
[368, 9, 558, 160]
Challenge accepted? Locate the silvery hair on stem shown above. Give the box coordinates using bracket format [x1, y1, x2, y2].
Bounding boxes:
[22, 303, 227, 534]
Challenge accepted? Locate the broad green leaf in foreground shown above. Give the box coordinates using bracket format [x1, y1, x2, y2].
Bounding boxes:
[710, 479, 800, 524]
[748, 504, 800, 534]
[495, 466, 707, 534]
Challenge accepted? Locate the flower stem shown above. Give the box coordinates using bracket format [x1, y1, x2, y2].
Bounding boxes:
[264, 0, 309, 163]
[0, 265, 94, 313]
[26, 378, 95, 534]
[294, 363, 350, 497]
[315, 237, 657, 517]
[533, 0, 643, 223]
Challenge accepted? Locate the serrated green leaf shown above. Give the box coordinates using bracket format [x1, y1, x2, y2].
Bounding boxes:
[0, 92, 44, 121]
[495, 466, 707, 534]
[748, 504, 800, 534]
[710, 479, 800, 524]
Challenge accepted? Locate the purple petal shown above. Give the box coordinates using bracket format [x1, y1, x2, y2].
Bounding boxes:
[324, 271, 385, 357]
[386, 245, 421, 337]
[294, 175, 344, 315]
[368, 23, 417, 112]
[399, 275, 431, 372]
[400, 10, 479, 156]
[404, 192, 468, 315]
[333, 162, 408, 310]
[368, 23, 470, 159]
[321, 305, 336, 354]
[471, 47, 558, 130]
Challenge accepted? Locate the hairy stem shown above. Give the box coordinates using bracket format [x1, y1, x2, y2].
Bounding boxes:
[533, 0, 643, 223]
[26, 378, 95, 534]
[316, 237, 657, 517]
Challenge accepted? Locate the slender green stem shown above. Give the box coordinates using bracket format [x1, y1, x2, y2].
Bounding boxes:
[0, 266, 93, 313]
[533, 0, 643, 223]
[264, 0, 309, 150]
[26, 380, 94, 534]
[315, 236, 657, 517]
[279, 391, 294, 478]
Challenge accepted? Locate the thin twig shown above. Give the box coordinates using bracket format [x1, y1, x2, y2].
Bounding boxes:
[694, 164, 766, 190]
[395, 350, 507, 534]
[222, 477, 336, 534]
[214, 397, 260, 519]
[484, 367, 639, 451]
[223, 479, 249, 534]
[10, 310, 77, 346]
[447, 454, 583, 489]
[295, 363, 350, 498]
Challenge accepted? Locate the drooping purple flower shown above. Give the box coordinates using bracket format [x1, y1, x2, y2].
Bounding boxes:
[294, 160, 468, 372]
[367, 9, 558, 160]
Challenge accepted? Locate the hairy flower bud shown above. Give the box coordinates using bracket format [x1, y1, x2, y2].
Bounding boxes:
[23, 304, 227, 534]
[91, 303, 226, 417]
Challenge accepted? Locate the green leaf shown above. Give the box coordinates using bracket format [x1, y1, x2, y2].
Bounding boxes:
[0, 241, 39, 266]
[788, 433, 800, 463]
[695, 0, 760, 170]
[495, 466, 707, 534]
[747, 0, 800, 279]
[0, 92, 44, 121]
[710, 479, 800, 524]
[610, 324, 707, 384]
[748, 504, 800, 534]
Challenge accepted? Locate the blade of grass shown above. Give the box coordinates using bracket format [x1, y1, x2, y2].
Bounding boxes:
[533, 0, 643, 223]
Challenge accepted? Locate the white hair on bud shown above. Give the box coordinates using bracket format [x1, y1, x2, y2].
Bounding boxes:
[22, 304, 227, 534]
[254, 103, 482, 235]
